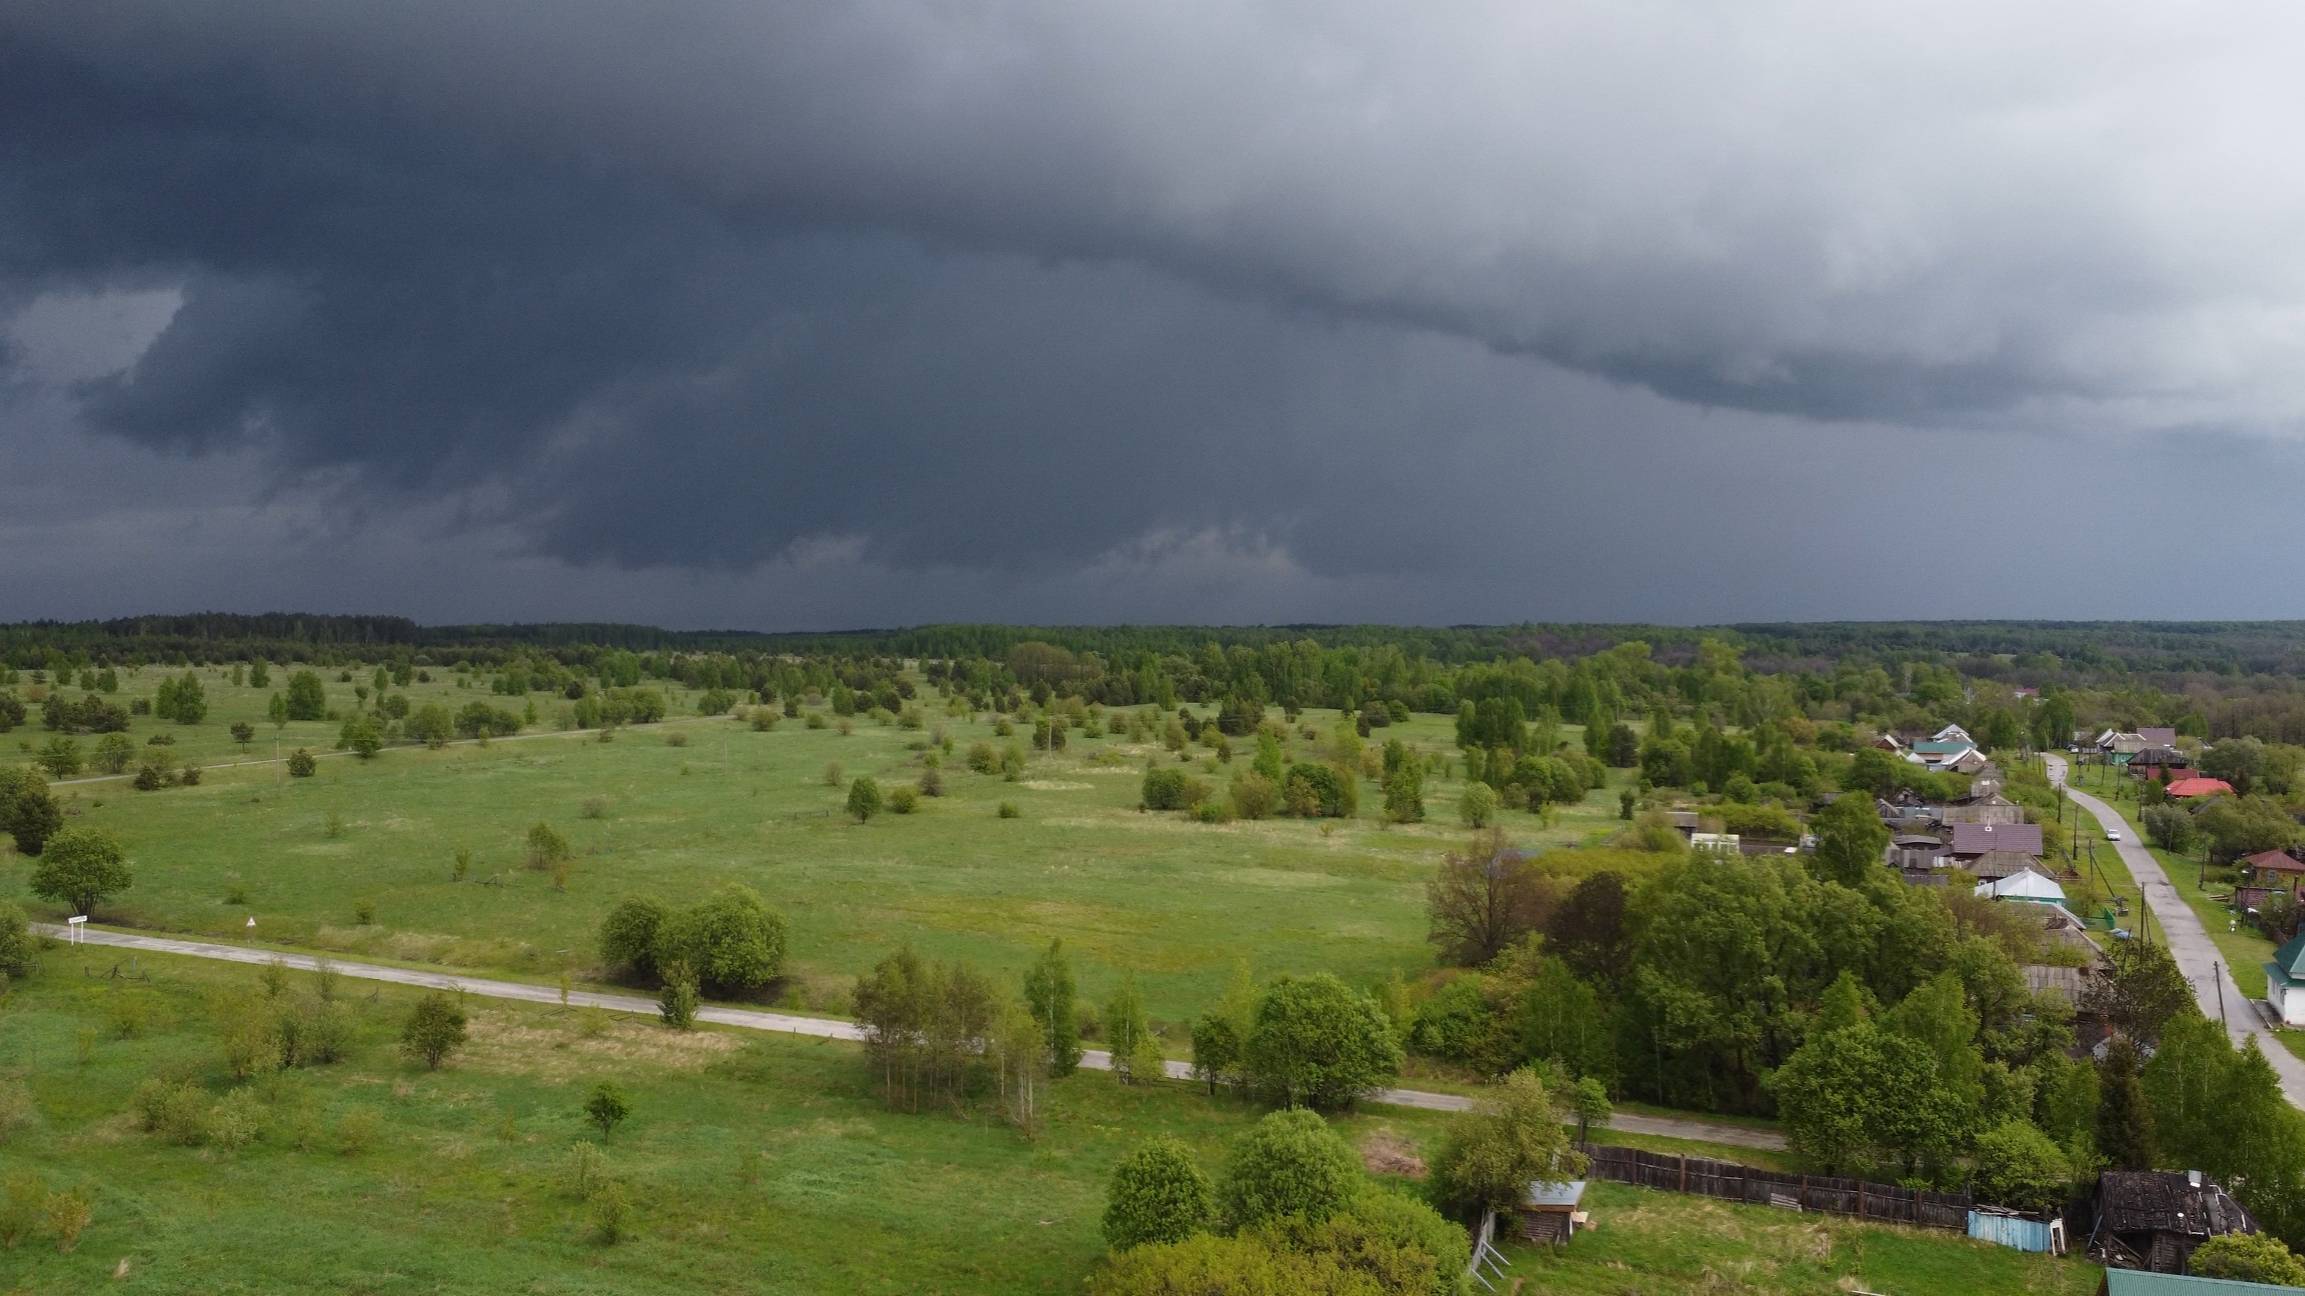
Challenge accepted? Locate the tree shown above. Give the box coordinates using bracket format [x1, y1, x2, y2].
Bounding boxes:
[284, 670, 327, 721]
[523, 822, 571, 873]
[584, 1082, 631, 1138]
[267, 692, 288, 731]
[1432, 1067, 1586, 1211]
[0, 767, 62, 854]
[0, 900, 36, 978]
[1241, 973, 1402, 1110]
[1809, 792, 1889, 887]
[408, 704, 454, 749]
[1426, 829, 1555, 966]
[1229, 772, 1279, 821]
[656, 883, 785, 995]
[657, 961, 699, 1028]
[598, 896, 672, 980]
[286, 748, 317, 777]
[1970, 1120, 2071, 1211]
[2190, 1232, 2305, 1285]
[156, 671, 207, 724]
[1769, 1024, 1964, 1176]
[92, 733, 135, 775]
[2085, 939, 2194, 1046]
[35, 738, 81, 779]
[1883, 969, 1984, 1121]
[29, 826, 131, 915]
[2096, 1036, 2159, 1172]
[1104, 1136, 1214, 1250]
[1220, 1109, 1359, 1229]
[2141, 803, 2195, 852]
[338, 715, 383, 759]
[1380, 742, 1424, 824]
[1106, 975, 1156, 1084]
[1544, 871, 1631, 988]
[400, 992, 468, 1069]
[1456, 780, 1498, 829]
[1191, 962, 1260, 1095]
[846, 776, 882, 822]
[1024, 939, 1083, 1076]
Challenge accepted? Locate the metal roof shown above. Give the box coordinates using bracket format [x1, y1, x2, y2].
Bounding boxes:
[1522, 1180, 1588, 1209]
[2104, 1271, 2305, 1295]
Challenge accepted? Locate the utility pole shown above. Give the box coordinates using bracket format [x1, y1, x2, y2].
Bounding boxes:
[2215, 961, 2228, 1029]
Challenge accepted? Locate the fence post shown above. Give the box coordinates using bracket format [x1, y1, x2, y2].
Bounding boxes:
[1857, 1181, 1865, 1219]
[1799, 1176, 1807, 1211]
[1679, 1156, 1687, 1193]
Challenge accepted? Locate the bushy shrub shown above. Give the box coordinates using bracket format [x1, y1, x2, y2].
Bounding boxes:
[1142, 767, 1209, 811]
[1104, 1136, 1214, 1250]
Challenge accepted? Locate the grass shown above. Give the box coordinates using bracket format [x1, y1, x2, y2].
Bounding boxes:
[7, 668, 1637, 1023]
[1503, 1181, 2097, 1295]
[0, 946, 2097, 1295]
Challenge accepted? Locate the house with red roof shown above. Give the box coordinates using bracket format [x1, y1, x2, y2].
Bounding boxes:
[2164, 777, 2233, 800]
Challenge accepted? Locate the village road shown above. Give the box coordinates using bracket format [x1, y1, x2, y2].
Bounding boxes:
[38, 923, 1786, 1150]
[2045, 753, 2305, 1107]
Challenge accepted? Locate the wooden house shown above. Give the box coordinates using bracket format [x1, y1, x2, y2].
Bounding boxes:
[2266, 933, 2305, 1028]
[2091, 1170, 2256, 1274]
[2234, 850, 2305, 913]
[1513, 1180, 1588, 1245]
[1948, 821, 2045, 865]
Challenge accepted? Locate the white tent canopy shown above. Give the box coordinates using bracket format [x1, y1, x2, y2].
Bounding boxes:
[1974, 868, 2067, 904]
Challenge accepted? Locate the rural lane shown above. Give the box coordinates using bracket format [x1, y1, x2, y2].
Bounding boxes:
[2044, 753, 2305, 1107]
[36, 923, 1785, 1150]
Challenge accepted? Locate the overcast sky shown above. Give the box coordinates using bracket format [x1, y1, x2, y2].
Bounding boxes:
[6, 2, 2304, 629]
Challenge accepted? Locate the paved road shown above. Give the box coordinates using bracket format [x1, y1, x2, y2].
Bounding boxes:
[2045, 753, 2305, 1106]
[38, 924, 1784, 1150]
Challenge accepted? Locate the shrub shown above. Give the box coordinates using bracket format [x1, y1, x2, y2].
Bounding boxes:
[846, 777, 883, 822]
[399, 992, 468, 1069]
[286, 748, 317, 777]
[524, 822, 572, 871]
[918, 768, 944, 797]
[0, 901, 35, 979]
[1193, 801, 1232, 824]
[132, 1078, 212, 1146]
[658, 962, 699, 1029]
[1283, 763, 1354, 818]
[1969, 1120, 2072, 1212]
[997, 801, 1021, 819]
[1142, 767, 1209, 811]
[43, 1186, 91, 1254]
[888, 786, 920, 814]
[0, 1173, 41, 1250]
[1229, 772, 1279, 821]
[565, 1141, 609, 1199]
[1458, 781, 1499, 828]
[599, 896, 672, 980]
[822, 761, 844, 787]
[1221, 1109, 1359, 1229]
[580, 795, 609, 819]
[589, 1180, 633, 1245]
[1104, 1136, 1214, 1250]
[2191, 1233, 2305, 1285]
[967, 742, 1000, 774]
[654, 883, 785, 996]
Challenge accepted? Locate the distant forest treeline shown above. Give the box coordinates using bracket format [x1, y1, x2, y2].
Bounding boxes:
[15, 613, 2305, 674]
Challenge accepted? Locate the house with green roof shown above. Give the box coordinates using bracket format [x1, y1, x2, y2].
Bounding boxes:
[2102, 1270, 2305, 1294]
[2266, 932, 2305, 1027]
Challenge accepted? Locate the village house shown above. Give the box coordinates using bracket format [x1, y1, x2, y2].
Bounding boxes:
[2138, 726, 2178, 748]
[2234, 850, 2305, 913]
[2164, 777, 2234, 801]
[1947, 821, 2045, 868]
[2128, 747, 2191, 783]
[2265, 932, 2305, 1028]
[1944, 791, 2028, 826]
[2091, 1170, 2257, 1274]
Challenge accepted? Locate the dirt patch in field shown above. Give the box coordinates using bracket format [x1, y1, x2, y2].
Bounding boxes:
[1021, 780, 1090, 791]
[461, 1008, 742, 1077]
[1359, 1129, 1427, 1179]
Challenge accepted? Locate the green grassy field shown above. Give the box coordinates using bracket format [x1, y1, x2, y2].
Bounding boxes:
[1502, 1181, 2095, 1295]
[8, 669, 1632, 1023]
[0, 946, 2099, 1296]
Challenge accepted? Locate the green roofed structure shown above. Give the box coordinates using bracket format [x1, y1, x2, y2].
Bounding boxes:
[2267, 933, 2305, 1027]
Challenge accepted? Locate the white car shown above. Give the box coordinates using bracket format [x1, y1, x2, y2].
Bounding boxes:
[2106, 829, 2122, 842]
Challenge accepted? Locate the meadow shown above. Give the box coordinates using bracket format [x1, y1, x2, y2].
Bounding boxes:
[0, 945, 2100, 1296]
[9, 665, 1635, 1023]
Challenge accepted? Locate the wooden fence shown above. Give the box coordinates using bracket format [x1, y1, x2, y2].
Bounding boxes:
[1583, 1145, 1974, 1232]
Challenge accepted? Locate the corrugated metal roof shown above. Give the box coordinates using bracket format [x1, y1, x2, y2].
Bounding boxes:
[1522, 1180, 1587, 1208]
[2105, 1270, 2305, 1294]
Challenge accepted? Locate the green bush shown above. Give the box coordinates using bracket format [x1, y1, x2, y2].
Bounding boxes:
[655, 883, 785, 996]
[598, 896, 672, 980]
[1220, 1109, 1359, 1229]
[1103, 1136, 1214, 1250]
[1283, 763, 1354, 818]
[1141, 767, 1209, 811]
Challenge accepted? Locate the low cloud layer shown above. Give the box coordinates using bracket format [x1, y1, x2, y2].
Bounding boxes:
[5, 3, 2304, 624]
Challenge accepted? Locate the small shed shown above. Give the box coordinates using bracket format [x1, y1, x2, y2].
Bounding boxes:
[2092, 1170, 2256, 1274]
[1514, 1180, 1588, 1245]
[1970, 849, 2045, 882]
[2021, 963, 2091, 1007]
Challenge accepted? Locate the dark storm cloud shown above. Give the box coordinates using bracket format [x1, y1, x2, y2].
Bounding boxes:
[4, 2, 2305, 622]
